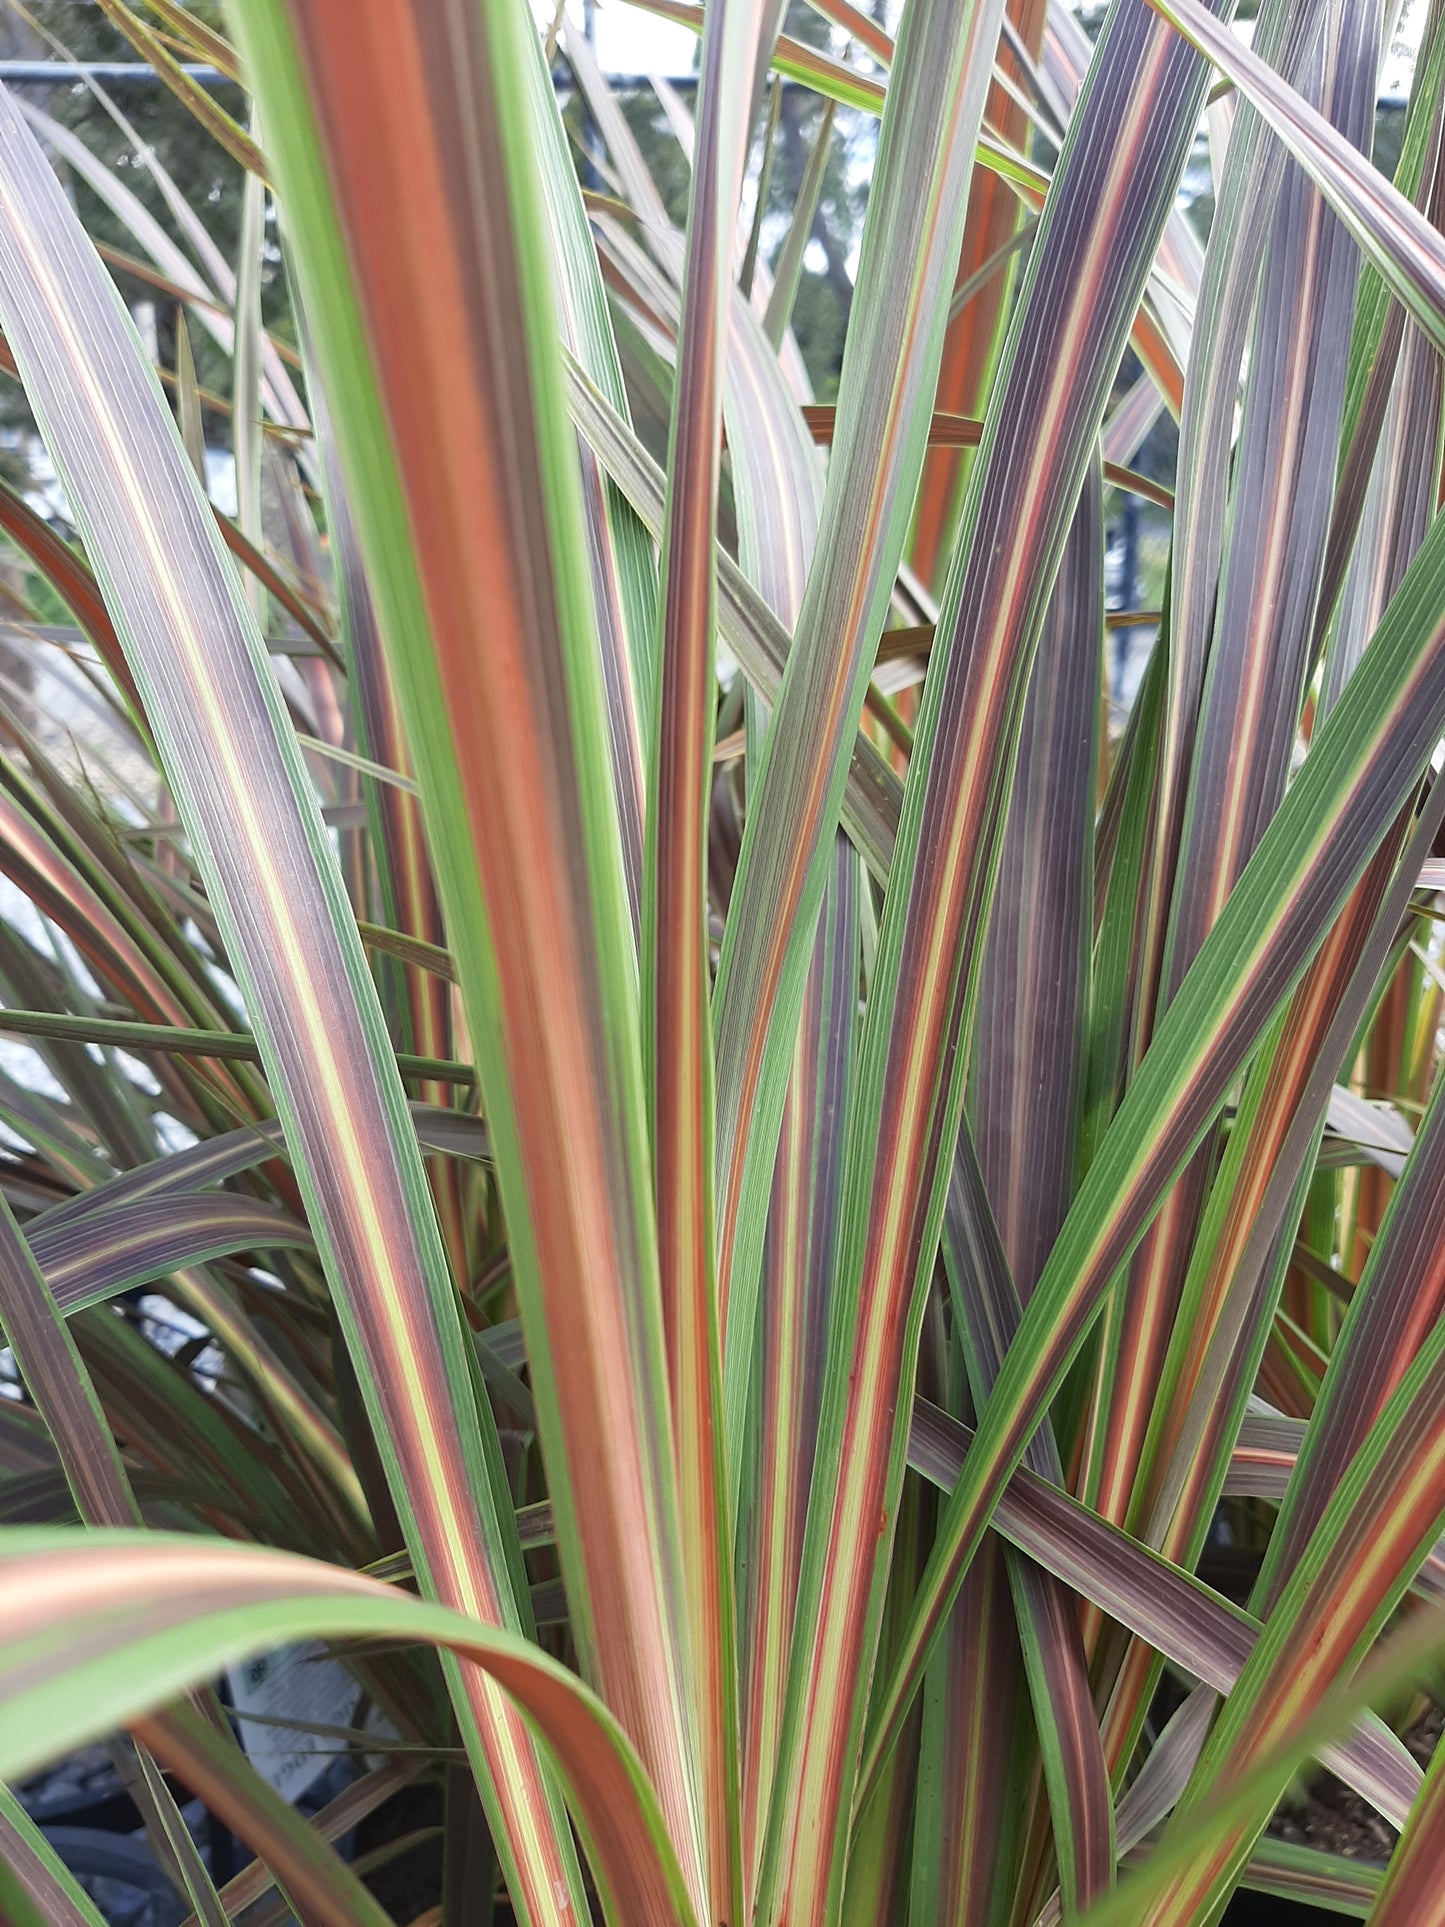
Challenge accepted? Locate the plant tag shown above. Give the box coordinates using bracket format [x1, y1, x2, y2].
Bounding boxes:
[226, 1641, 361, 1802]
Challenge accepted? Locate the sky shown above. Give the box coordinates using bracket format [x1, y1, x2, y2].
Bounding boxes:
[569, 0, 1428, 94]
[588, 0, 699, 76]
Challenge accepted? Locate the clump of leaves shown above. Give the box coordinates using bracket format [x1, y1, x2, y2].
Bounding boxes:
[2, 0, 1445, 1923]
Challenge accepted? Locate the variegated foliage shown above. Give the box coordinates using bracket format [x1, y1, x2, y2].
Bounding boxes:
[0, 0, 1444, 1922]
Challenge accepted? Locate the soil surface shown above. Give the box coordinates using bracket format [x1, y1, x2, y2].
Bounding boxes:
[1266, 1701, 1443, 1865]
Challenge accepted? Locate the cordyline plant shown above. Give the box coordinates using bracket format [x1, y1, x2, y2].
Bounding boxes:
[7, 0, 1445, 1921]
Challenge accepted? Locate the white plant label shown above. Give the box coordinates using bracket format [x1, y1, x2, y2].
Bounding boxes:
[226, 1642, 361, 1802]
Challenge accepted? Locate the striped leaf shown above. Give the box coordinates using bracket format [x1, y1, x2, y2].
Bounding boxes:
[0, 1779, 108, 1927]
[738, 836, 858, 1904]
[0, 71, 587, 1925]
[564, 357, 904, 881]
[0, 1531, 699, 1927]
[1093, 0, 1379, 1546]
[709, 123, 848, 1908]
[907, 1398, 1418, 1826]
[711, 0, 1010, 1496]
[959, 464, 1112, 1914]
[0, 1006, 476, 1089]
[131, 1700, 398, 1927]
[761, 96, 836, 348]
[971, 461, 1102, 1304]
[760, 8, 1231, 1916]
[944, 1140, 1115, 1913]
[0, 475, 145, 722]
[314, 395, 477, 1281]
[528, 20, 655, 927]
[1368, 1727, 1445, 1925]
[229, 1, 706, 1908]
[1082, 638, 1165, 1169]
[867, 453, 1445, 1813]
[1091, 814, 1418, 1785]
[1072, 1591, 1445, 1926]
[1319, 6, 1445, 665]
[643, 0, 781, 1900]
[319, 411, 454, 1096]
[1134, 1296, 1445, 1919]
[1336, 0, 1445, 463]
[907, 1532, 1030, 1927]
[910, 0, 1047, 589]
[1136, 285, 1445, 1566]
[33, 1193, 312, 1315]
[1145, 0, 1445, 353]
[1256, 998, 1445, 1611]
[1097, 172, 1445, 1788]
[1258, 1844, 1387, 1920]
[0, 1113, 380, 1927]
[1131, 0, 1320, 1061]
[171, 1762, 422, 1927]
